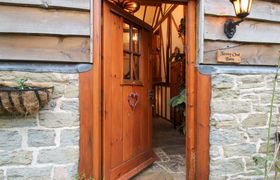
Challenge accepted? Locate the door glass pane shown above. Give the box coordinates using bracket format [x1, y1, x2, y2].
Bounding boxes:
[123, 23, 130, 51]
[133, 55, 140, 80]
[123, 53, 131, 80]
[132, 27, 139, 53]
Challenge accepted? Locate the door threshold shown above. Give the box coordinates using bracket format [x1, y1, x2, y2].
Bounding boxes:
[117, 152, 158, 180]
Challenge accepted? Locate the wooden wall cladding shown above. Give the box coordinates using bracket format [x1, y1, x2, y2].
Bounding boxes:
[0, 0, 90, 10]
[0, 2, 90, 63]
[205, 16, 280, 44]
[205, 0, 280, 22]
[0, 35, 90, 62]
[203, 0, 280, 66]
[0, 5, 90, 36]
[204, 41, 280, 65]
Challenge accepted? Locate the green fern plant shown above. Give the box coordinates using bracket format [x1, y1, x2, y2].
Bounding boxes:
[169, 88, 186, 134]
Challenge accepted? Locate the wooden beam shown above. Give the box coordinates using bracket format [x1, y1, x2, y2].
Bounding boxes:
[152, 6, 159, 27]
[143, 5, 147, 21]
[92, 0, 102, 178]
[79, 69, 94, 178]
[185, 1, 197, 179]
[153, 5, 178, 31]
[196, 73, 211, 180]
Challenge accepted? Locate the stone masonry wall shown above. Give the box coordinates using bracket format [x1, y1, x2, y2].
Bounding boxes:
[0, 71, 80, 180]
[210, 74, 280, 179]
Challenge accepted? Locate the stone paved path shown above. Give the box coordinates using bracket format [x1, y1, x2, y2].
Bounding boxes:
[133, 118, 186, 180]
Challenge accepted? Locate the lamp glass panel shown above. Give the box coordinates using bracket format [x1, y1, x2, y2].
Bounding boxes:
[232, 0, 252, 18]
[240, 0, 249, 13]
[248, 0, 253, 12]
[233, 1, 240, 15]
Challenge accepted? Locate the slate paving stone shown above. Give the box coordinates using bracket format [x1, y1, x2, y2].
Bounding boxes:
[161, 145, 185, 156]
[169, 173, 186, 180]
[133, 118, 186, 180]
[133, 171, 174, 180]
[157, 151, 170, 162]
[157, 159, 185, 173]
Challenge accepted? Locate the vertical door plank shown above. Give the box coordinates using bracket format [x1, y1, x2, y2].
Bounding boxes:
[123, 86, 134, 161]
[140, 30, 148, 152]
[148, 31, 153, 150]
[111, 14, 124, 168]
[144, 30, 152, 151]
[132, 84, 142, 155]
[103, 3, 113, 179]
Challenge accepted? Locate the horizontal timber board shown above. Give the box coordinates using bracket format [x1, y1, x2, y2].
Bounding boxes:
[263, 0, 280, 3]
[205, 16, 280, 44]
[0, 35, 90, 62]
[205, 0, 280, 23]
[0, 5, 90, 35]
[204, 40, 280, 65]
[0, 0, 90, 10]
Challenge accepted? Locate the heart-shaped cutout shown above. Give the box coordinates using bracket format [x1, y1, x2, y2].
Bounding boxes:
[128, 93, 140, 111]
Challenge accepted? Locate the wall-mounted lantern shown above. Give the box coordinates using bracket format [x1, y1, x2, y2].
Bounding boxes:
[224, 0, 253, 39]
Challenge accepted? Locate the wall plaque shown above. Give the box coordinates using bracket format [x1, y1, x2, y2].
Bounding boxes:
[217, 50, 241, 64]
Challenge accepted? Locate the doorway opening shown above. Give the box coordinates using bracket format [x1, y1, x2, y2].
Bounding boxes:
[131, 3, 186, 180]
[102, 1, 187, 179]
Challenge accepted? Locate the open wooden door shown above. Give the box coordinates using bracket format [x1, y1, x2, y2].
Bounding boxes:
[102, 2, 157, 179]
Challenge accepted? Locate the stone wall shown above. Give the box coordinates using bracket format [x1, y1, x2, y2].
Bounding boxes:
[210, 74, 280, 179]
[0, 71, 80, 180]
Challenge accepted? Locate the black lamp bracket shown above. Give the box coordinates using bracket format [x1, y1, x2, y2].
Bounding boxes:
[224, 18, 244, 39]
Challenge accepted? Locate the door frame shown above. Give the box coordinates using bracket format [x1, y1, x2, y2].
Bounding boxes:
[79, 0, 211, 179]
[185, 1, 211, 179]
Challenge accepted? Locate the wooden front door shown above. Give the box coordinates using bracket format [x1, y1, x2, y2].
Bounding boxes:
[103, 2, 157, 179]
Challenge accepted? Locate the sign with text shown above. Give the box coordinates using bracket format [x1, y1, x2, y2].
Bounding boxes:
[217, 50, 241, 64]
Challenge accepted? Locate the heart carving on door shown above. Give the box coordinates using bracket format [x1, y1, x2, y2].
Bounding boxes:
[128, 93, 140, 111]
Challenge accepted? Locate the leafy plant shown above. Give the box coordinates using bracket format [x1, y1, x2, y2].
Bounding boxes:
[169, 88, 186, 134]
[254, 56, 280, 179]
[264, 56, 280, 179]
[16, 78, 30, 90]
